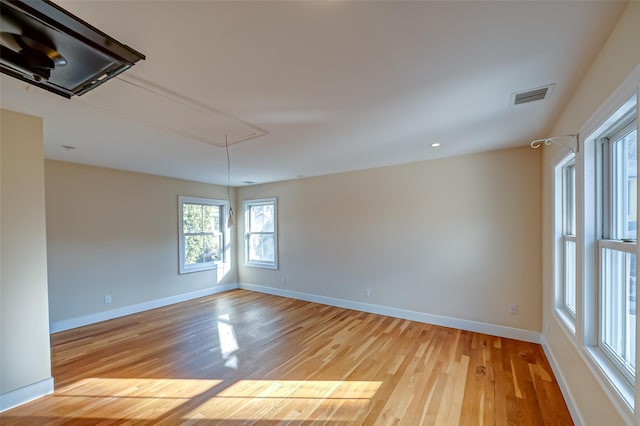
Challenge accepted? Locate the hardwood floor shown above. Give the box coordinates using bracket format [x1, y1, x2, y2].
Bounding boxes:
[1, 290, 573, 425]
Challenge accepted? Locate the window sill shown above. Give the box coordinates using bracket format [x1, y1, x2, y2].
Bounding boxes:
[244, 261, 278, 270]
[584, 346, 635, 413]
[179, 263, 220, 275]
[553, 308, 576, 336]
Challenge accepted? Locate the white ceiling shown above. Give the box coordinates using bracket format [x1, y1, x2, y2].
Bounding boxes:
[0, 1, 628, 186]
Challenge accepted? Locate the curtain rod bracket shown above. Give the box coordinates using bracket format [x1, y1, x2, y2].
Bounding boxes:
[530, 134, 578, 153]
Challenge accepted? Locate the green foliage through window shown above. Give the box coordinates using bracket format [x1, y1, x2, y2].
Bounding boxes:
[179, 197, 227, 273]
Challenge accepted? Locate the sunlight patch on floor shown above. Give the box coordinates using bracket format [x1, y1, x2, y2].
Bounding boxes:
[218, 313, 239, 369]
[3, 377, 381, 422]
[182, 379, 382, 421]
[6, 378, 226, 420]
[58, 377, 223, 398]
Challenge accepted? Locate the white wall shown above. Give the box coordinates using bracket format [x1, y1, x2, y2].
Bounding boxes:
[1, 109, 53, 409]
[541, 2, 640, 425]
[45, 160, 237, 325]
[238, 146, 542, 332]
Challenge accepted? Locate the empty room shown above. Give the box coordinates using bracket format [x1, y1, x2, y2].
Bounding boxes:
[1, 0, 639, 424]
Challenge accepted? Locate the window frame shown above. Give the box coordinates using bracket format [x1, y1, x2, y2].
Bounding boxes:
[598, 240, 636, 385]
[555, 153, 578, 328]
[600, 113, 637, 242]
[555, 68, 640, 423]
[243, 197, 278, 270]
[595, 111, 637, 387]
[580, 90, 638, 413]
[178, 195, 229, 274]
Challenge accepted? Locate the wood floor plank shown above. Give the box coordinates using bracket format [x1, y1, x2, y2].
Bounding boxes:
[0, 290, 573, 425]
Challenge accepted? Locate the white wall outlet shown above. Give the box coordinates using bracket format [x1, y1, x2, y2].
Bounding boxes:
[281, 276, 287, 286]
[509, 304, 518, 315]
[365, 288, 372, 297]
[104, 294, 112, 304]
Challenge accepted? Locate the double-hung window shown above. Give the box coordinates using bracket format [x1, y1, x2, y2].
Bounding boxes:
[596, 109, 637, 386]
[243, 198, 278, 269]
[178, 196, 228, 274]
[557, 154, 577, 322]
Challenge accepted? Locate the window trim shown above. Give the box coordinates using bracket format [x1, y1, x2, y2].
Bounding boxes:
[558, 67, 640, 424]
[243, 197, 278, 270]
[597, 240, 636, 385]
[178, 195, 230, 274]
[583, 89, 638, 413]
[554, 153, 578, 331]
[563, 156, 577, 319]
[595, 111, 637, 387]
[600, 113, 637, 242]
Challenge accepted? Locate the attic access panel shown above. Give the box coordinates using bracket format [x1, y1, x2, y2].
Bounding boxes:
[1, 0, 144, 98]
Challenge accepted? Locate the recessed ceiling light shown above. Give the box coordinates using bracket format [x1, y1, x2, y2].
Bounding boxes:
[431, 143, 441, 147]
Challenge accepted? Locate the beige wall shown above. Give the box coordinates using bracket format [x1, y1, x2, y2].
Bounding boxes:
[542, 2, 640, 425]
[1, 110, 52, 395]
[238, 146, 542, 331]
[45, 160, 237, 323]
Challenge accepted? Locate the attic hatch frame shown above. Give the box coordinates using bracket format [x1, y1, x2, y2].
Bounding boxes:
[0, 0, 145, 98]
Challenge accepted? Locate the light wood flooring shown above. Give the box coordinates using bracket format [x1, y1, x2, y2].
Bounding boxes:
[1, 289, 573, 425]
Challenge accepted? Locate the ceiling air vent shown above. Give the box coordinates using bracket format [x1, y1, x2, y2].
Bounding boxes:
[512, 84, 555, 106]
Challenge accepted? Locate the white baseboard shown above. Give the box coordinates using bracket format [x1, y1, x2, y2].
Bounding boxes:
[238, 282, 542, 344]
[0, 377, 54, 413]
[540, 336, 584, 426]
[50, 283, 238, 333]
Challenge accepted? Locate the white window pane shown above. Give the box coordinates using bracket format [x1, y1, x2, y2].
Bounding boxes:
[185, 234, 222, 264]
[179, 197, 227, 273]
[203, 205, 220, 233]
[564, 239, 576, 317]
[564, 163, 576, 236]
[612, 129, 637, 240]
[203, 234, 220, 261]
[600, 247, 636, 378]
[243, 198, 277, 269]
[248, 234, 275, 263]
[249, 205, 274, 233]
[249, 206, 262, 232]
[185, 235, 205, 265]
[183, 204, 203, 233]
[627, 129, 637, 239]
[558, 156, 577, 323]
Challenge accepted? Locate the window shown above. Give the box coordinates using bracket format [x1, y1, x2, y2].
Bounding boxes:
[178, 196, 228, 274]
[243, 198, 277, 269]
[556, 154, 577, 321]
[596, 108, 637, 385]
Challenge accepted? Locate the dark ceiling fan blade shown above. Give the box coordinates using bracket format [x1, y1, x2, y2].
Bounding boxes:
[0, 0, 144, 98]
[0, 32, 67, 68]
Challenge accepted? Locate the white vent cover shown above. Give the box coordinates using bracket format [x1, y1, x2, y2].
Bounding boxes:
[511, 84, 555, 106]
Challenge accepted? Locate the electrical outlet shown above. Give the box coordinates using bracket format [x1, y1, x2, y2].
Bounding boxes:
[509, 304, 518, 315]
[105, 294, 112, 304]
[365, 288, 372, 297]
[281, 276, 287, 286]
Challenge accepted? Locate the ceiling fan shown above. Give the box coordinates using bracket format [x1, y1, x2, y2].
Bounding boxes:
[0, 0, 144, 98]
